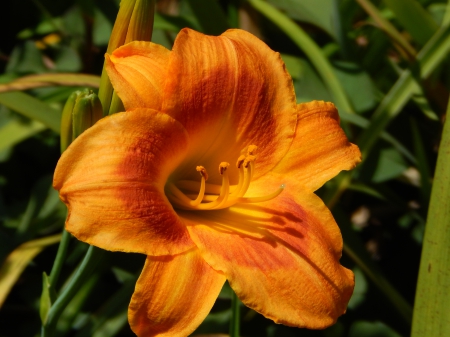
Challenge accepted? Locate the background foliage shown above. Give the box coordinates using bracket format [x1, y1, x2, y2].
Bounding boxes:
[1, 0, 449, 336]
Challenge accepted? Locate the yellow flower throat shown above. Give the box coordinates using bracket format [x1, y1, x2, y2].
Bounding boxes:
[166, 145, 284, 211]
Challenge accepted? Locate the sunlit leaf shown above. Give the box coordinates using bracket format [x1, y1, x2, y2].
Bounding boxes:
[349, 320, 402, 337]
[0, 91, 61, 133]
[0, 73, 100, 93]
[0, 118, 46, 151]
[412, 99, 450, 336]
[383, 0, 438, 46]
[267, 0, 335, 37]
[0, 234, 61, 308]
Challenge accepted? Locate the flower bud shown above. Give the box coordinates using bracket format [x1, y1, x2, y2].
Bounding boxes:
[60, 89, 103, 152]
[98, 0, 156, 116]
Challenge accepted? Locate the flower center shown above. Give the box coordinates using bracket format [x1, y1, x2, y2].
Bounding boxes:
[166, 145, 284, 211]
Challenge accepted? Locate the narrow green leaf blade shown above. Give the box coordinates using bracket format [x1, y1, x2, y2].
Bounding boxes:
[0, 119, 46, 151]
[356, 0, 417, 58]
[0, 92, 61, 133]
[184, 0, 229, 35]
[358, 23, 450, 157]
[0, 73, 100, 93]
[411, 98, 450, 337]
[248, 0, 355, 114]
[0, 234, 61, 308]
[383, 0, 438, 45]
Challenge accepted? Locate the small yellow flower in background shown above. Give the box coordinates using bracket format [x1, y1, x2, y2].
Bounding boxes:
[53, 28, 361, 336]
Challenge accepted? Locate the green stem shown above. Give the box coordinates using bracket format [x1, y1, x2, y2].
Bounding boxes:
[229, 290, 240, 337]
[42, 246, 105, 337]
[48, 229, 71, 292]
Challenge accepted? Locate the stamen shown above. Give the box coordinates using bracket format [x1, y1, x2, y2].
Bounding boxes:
[219, 162, 229, 175]
[236, 155, 254, 198]
[195, 162, 230, 210]
[167, 166, 208, 207]
[236, 155, 246, 169]
[196, 166, 208, 181]
[166, 145, 284, 211]
[238, 184, 285, 203]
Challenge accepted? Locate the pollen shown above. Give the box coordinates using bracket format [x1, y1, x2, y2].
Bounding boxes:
[166, 145, 284, 211]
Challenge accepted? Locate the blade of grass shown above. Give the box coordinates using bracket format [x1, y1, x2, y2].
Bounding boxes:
[0, 92, 61, 133]
[444, 0, 450, 26]
[411, 97, 450, 337]
[248, 0, 355, 114]
[339, 111, 416, 164]
[0, 234, 61, 308]
[356, 0, 417, 60]
[358, 23, 450, 158]
[42, 246, 105, 337]
[0, 74, 101, 93]
[0, 119, 46, 151]
[383, 0, 438, 46]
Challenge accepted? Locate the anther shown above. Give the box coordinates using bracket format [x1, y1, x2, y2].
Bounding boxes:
[196, 166, 208, 180]
[244, 155, 256, 168]
[247, 145, 258, 156]
[219, 162, 230, 175]
[166, 145, 284, 211]
[236, 155, 246, 169]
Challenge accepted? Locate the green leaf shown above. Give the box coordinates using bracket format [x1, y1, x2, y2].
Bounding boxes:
[334, 61, 378, 113]
[0, 234, 61, 308]
[0, 92, 61, 133]
[358, 23, 450, 158]
[412, 98, 450, 337]
[371, 147, 408, 183]
[154, 13, 196, 32]
[248, 0, 355, 114]
[349, 321, 402, 337]
[267, 0, 335, 37]
[356, 0, 417, 59]
[0, 73, 101, 93]
[339, 111, 416, 164]
[54, 46, 82, 72]
[93, 8, 113, 46]
[0, 118, 46, 152]
[5, 41, 47, 74]
[183, 0, 229, 35]
[293, 58, 332, 103]
[383, 0, 438, 46]
[347, 267, 368, 309]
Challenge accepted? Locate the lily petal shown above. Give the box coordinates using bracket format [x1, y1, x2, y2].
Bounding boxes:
[53, 108, 195, 256]
[129, 249, 226, 337]
[274, 101, 361, 191]
[106, 41, 170, 111]
[182, 173, 353, 328]
[165, 28, 297, 183]
[107, 28, 297, 184]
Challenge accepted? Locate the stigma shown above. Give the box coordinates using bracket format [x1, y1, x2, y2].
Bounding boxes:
[166, 145, 284, 211]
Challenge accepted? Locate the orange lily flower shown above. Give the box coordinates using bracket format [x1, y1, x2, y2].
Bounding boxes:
[53, 28, 361, 336]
